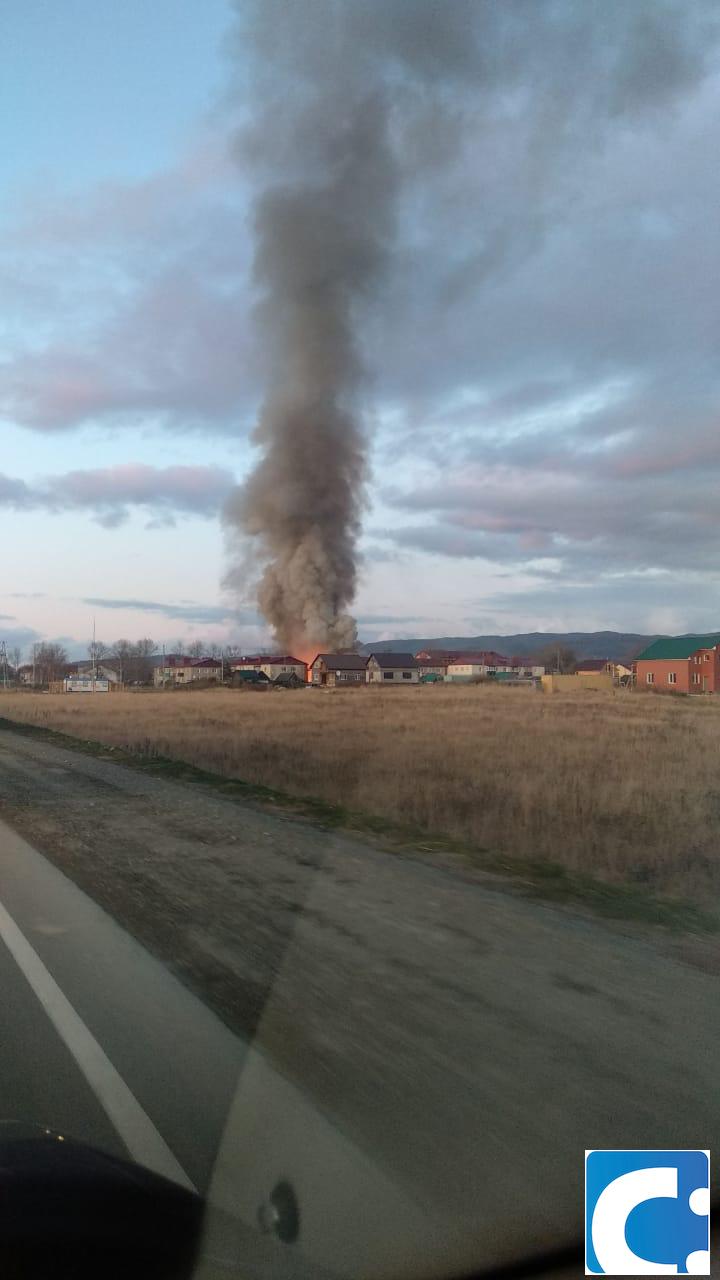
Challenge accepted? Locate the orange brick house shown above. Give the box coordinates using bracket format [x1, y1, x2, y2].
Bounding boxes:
[634, 634, 720, 693]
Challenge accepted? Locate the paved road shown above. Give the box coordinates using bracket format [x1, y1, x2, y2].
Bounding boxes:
[0, 726, 718, 1278]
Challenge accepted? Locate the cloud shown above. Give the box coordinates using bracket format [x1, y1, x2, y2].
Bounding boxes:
[2, 1, 717, 436]
[0, 463, 235, 526]
[81, 596, 257, 624]
[0, 626, 43, 655]
[0, 141, 254, 432]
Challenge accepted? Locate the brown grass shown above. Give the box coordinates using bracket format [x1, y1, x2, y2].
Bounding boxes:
[1, 685, 718, 902]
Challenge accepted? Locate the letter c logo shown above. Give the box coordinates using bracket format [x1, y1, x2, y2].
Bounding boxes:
[592, 1166, 679, 1274]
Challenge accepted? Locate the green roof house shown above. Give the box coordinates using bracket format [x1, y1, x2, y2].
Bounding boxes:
[634, 634, 720, 694]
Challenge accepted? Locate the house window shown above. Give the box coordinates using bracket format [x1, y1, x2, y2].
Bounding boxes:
[705, 653, 711, 662]
[668, 672, 677, 685]
[402, 671, 412, 679]
[383, 671, 394, 680]
[693, 673, 700, 685]
[646, 672, 654, 684]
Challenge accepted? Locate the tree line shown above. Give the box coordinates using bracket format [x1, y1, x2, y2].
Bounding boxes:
[7, 638, 262, 686]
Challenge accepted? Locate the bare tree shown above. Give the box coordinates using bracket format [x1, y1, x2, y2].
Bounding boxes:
[9, 646, 22, 678]
[187, 640, 205, 658]
[87, 638, 108, 669]
[535, 645, 577, 675]
[111, 639, 132, 685]
[34, 642, 68, 685]
[128, 638, 156, 684]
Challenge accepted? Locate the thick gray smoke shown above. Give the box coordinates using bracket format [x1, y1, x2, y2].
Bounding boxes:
[224, 4, 397, 654]
[225, 0, 716, 653]
[224, 101, 393, 652]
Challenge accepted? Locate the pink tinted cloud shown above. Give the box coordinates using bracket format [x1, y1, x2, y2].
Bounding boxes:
[0, 463, 235, 526]
[0, 138, 254, 433]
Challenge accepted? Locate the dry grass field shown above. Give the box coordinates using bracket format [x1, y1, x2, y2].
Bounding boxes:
[0, 684, 718, 903]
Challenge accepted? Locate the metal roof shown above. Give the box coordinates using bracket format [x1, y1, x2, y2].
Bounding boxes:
[367, 652, 416, 668]
[233, 655, 305, 665]
[635, 634, 720, 661]
[312, 653, 368, 670]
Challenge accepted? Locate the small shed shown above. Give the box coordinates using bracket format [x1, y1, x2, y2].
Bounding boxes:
[273, 671, 305, 689]
[232, 669, 270, 690]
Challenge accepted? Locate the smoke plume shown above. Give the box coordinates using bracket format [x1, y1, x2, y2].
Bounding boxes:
[224, 4, 396, 654]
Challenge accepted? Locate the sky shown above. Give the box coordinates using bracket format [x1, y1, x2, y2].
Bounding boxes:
[2, 0, 720, 658]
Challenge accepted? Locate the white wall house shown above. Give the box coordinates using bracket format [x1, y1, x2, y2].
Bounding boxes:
[231, 656, 307, 681]
[366, 653, 419, 683]
[446, 662, 490, 679]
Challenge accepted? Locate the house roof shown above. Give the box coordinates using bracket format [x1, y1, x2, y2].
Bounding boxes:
[447, 651, 510, 667]
[233, 668, 270, 682]
[312, 653, 367, 670]
[191, 657, 222, 668]
[232, 655, 305, 666]
[576, 658, 609, 672]
[367, 652, 416, 668]
[635, 634, 720, 661]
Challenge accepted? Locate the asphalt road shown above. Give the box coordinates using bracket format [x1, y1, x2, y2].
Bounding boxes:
[0, 726, 718, 1278]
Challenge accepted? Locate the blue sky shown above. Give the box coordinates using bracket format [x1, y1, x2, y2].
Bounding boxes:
[3, 1, 720, 658]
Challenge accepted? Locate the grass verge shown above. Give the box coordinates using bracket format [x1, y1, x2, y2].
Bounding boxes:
[0, 713, 715, 935]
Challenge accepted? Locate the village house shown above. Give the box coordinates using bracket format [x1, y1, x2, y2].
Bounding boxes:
[634, 635, 720, 694]
[413, 651, 449, 677]
[66, 660, 122, 684]
[230, 655, 307, 682]
[366, 653, 419, 683]
[189, 657, 222, 681]
[446, 651, 513, 680]
[153, 655, 196, 687]
[575, 658, 613, 676]
[613, 661, 634, 682]
[310, 653, 368, 686]
[509, 656, 546, 678]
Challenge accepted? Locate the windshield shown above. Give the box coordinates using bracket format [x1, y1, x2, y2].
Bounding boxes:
[0, 2, 717, 1278]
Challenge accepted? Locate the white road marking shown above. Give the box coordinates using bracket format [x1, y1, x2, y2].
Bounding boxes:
[0, 896, 196, 1192]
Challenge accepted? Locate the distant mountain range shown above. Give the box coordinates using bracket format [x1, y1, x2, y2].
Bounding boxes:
[360, 632, 662, 662]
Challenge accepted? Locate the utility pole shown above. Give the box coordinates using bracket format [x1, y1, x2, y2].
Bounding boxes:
[0, 642, 7, 690]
